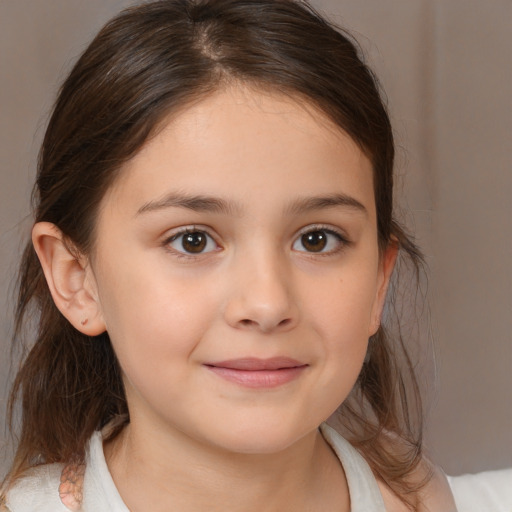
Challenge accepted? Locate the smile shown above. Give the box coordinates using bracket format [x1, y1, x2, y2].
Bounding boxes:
[204, 357, 308, 388]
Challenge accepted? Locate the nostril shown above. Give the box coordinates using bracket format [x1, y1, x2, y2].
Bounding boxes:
[238, 317, 293, 330]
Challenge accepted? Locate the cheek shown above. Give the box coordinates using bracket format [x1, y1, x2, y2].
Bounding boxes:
[302, 261, 379, 388]
[303, 294, 371, 422]
[94, 261, 220, 376]
[306, 266, 379, 341]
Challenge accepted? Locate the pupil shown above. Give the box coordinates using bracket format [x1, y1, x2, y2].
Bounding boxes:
[183, 232, 206, 253]
[302, 231, 326, 252]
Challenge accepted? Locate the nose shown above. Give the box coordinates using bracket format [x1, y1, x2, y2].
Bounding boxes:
[223, 248, 299, 334]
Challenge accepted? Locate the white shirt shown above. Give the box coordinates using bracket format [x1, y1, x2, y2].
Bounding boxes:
[3, 424, 511, 511]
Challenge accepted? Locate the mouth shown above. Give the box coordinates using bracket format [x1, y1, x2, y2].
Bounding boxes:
[204, 357, 308, 388]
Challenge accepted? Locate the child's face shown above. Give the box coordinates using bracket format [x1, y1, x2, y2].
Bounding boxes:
[87, 86, 394, 453]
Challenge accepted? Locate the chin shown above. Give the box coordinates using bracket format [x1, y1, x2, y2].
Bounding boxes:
[203, 416, 315, 455]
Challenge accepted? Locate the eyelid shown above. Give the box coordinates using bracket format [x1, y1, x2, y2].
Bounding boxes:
[296, 223, 348, 238]
[292, 224, 351, 254]
[162, 225, 221, 257]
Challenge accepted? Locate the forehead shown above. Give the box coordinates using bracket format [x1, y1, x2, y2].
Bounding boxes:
[102, 86, 375, 218]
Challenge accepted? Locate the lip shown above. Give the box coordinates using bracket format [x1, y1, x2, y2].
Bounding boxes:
[204, 357, 308, 388]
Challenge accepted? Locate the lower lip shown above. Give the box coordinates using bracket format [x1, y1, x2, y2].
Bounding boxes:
[205, 366, 307, 388]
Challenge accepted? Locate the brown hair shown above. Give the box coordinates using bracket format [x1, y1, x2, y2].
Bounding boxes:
[4, 0, 426, 507]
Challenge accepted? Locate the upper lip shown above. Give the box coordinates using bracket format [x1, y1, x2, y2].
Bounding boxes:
[205, 357, 306, 371]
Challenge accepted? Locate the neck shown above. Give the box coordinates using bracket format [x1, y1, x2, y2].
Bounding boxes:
[104, 420, 349, 512]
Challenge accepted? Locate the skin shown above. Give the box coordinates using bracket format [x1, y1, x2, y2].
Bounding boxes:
[32, 86, 456, 511]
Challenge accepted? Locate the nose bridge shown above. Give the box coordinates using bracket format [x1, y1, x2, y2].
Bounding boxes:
[224, 240, 298, 333]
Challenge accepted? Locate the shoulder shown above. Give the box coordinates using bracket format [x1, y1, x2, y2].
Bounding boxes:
[2, 461, 86, 512]
[377, 459, 457, 512]
[2, 463, 69, 512]
[415, 461, 457, 512]
[321, 424, 456, 511]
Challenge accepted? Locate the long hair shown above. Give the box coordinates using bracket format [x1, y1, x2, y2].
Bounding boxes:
[4, 0, 426, 507]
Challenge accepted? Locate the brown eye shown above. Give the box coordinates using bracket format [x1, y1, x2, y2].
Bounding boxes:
[301, 231, 327, 252]
[168, 230, 217, 255]
[293, 228, 345, 254]
[182, 232, 207, 253]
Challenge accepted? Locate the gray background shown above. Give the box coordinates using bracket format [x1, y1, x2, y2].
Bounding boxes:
[1, 0, 511, 476]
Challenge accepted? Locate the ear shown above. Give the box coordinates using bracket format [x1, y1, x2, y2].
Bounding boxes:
[369, 239, 399, 336]
[32, 222, 106, 336]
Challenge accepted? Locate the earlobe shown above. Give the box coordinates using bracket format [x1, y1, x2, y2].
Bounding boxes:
[32, 222, 106, 336]
[369, 240, 399, 336]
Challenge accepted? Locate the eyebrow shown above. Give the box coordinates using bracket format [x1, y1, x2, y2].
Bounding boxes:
[136, 192, 367, 217]
[285, 193, 368, 216]
[136, 193, 241, 216]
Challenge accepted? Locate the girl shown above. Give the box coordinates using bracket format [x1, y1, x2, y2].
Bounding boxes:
[1, 0, 456, 510]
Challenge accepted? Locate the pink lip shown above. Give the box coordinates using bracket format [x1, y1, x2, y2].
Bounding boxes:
[204, 357, 308, 388]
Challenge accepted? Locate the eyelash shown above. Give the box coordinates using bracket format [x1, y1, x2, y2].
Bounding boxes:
[163, 226, 220, 260]
[162, 224, 351, 259]
[293, 224, 351, 256]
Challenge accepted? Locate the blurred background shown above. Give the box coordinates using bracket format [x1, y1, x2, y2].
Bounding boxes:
[1, 0, 510, 476]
